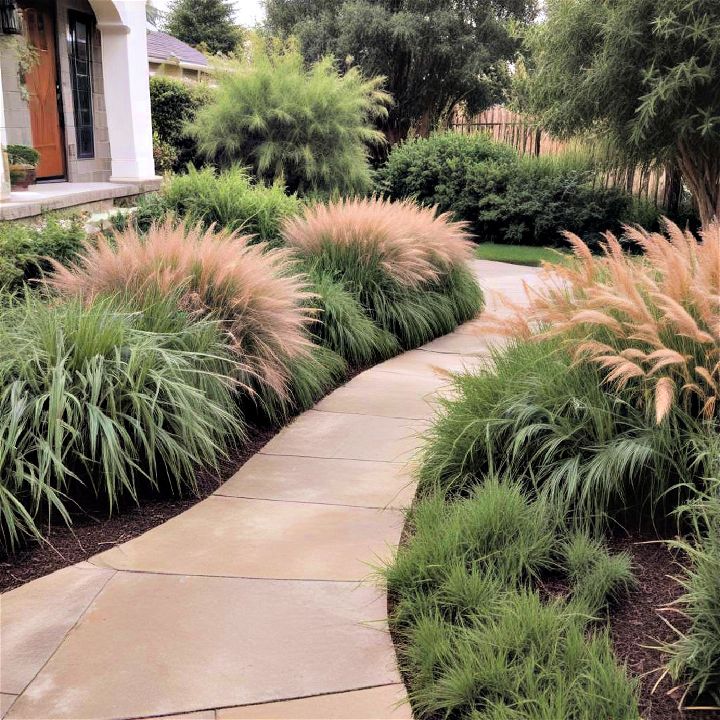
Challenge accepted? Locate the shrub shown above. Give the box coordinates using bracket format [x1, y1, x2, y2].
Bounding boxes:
[0, 295, 239, 549]
[153, 131, 178, 173]
[375, 131, 516, 221]
[161, 166, 302, 244]
[0, 216, 86, 292]
[376, 131, 656, 245]
[282, 197, 483, 348]
[47, 220, 313, 400]
[189, 46, 390, 195]
[150, 75, 212, 171]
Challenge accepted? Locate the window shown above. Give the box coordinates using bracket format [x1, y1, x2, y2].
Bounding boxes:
[67, 12, 94, 159]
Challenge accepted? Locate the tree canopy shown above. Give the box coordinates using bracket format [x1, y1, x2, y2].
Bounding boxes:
[518, 0, 720, 225]
[265, 0, 537, 142]
[164, 0, 242, 55]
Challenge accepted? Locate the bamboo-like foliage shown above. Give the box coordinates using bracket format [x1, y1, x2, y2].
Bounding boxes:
[47, 220, 314, 398]
[505, 220, 720, 424]
[0, 296, 239, 549]
[189, 46, 390, 195]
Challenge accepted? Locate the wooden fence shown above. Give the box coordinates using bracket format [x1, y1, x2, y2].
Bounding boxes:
[449, 106, 682, 212]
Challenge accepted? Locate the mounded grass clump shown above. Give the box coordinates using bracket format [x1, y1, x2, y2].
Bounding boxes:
[283, 197, 484, 351]
[47, 220, 314, 404]
[0, 295, 239, 549]
[111, 167, 303, 245]
[161, 167, 303, 244]
[385, 480, 639, 719]
[418, 336, 711, 524]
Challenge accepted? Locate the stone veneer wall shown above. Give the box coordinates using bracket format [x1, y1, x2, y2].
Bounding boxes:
[1, 47, 32, 148]
[55, 0, 111, 182]
[1, 0, 111, 182]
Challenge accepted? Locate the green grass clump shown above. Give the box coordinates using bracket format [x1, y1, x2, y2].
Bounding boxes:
[664, 485, 720, 706]
[161, 166, 303, 244]
[418, 336, 714, 525]
[111, 167, 303, 245]
[306, 269, 399, 365]
[386, 480, 556, 603]
[474, 242, 569, 267]
[385, 480, 639, 719]
[0, 216, 86, 292]
[561, 532, 635, 615]
[0, 295, 239, 549]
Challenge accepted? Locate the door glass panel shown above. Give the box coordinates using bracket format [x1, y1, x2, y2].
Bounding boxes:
[68, 12, 95, 159]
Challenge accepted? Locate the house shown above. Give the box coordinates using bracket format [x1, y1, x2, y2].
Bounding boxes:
[147, 30, 210, 83]
[0, 0, 159, 220]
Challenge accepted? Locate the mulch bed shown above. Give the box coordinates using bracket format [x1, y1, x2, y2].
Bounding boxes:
[0, 424, 276, 593]
[608, 533, 720, 720]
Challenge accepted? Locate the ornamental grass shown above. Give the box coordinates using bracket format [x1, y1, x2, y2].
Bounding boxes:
[283, 197, 483, 348]
[47, 219, 314, 399]
[508, 219, 720, 424]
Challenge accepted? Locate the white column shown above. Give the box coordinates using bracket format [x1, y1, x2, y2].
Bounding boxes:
[0, 54, 10, 200]
[96, 1, 157, 182]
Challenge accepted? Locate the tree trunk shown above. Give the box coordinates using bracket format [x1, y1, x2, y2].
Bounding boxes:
[676, 139, 720, 227]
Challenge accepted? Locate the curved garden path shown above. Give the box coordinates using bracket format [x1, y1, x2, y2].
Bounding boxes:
[0, 260, 541, 720]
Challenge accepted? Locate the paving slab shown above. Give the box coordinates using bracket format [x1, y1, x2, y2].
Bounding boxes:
[420, 330, 494, 355]
[0, 564, 115, 695]
[1, 695, 16, 719]
[261, 410, 424, 463]
[373, 348, 488, 378]
[6, 573, 398, 720]
[142, 712, 215, 720]
[315, 369, 450, 419]
[217, 454, 415, 509]
[217, 684, 410, 719]
[92, 495, 402, 580]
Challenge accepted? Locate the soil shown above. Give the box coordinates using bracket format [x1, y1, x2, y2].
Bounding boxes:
[608, 533, 720, 720]
[0, 424, 276, 593]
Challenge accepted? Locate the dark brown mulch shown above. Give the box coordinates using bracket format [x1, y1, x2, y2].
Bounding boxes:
[0, 424, 276, 593]
[608, 532, 720, 720]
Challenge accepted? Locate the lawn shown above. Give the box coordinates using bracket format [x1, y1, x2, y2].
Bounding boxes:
[474, 242, 567, 266]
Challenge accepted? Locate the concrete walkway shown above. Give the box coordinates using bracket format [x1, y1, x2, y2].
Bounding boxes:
[0, 261, 541, 720]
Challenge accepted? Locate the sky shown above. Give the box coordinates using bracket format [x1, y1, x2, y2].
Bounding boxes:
[152, 0, 265, 28]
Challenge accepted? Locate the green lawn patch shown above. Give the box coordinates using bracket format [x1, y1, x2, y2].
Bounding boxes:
[474, 242, 567, 266]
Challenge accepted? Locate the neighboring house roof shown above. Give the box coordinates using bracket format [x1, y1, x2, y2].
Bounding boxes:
[147, 31, 209, 69]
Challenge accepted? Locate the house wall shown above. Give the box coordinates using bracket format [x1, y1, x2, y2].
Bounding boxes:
[1, 0, 111, 182]
[55, 0, 111, 182]
[1, 46, 32, 148]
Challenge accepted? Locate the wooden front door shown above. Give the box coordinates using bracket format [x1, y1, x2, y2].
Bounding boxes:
[23, 5, 65, 179]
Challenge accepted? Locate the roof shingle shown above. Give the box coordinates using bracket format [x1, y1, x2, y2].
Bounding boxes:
[147, 31, 209, 67]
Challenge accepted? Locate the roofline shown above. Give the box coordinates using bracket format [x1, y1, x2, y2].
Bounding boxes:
[147, 56, 212, 72]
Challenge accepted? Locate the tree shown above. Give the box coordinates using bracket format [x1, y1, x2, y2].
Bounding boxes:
[518, 0, 720, 227]
[164, 0, 242, 55]
[188, 44, 390, 195]
[264, 0, 537, 143]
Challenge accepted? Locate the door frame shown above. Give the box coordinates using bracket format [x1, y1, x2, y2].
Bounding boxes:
[21, 0, 67, 181]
